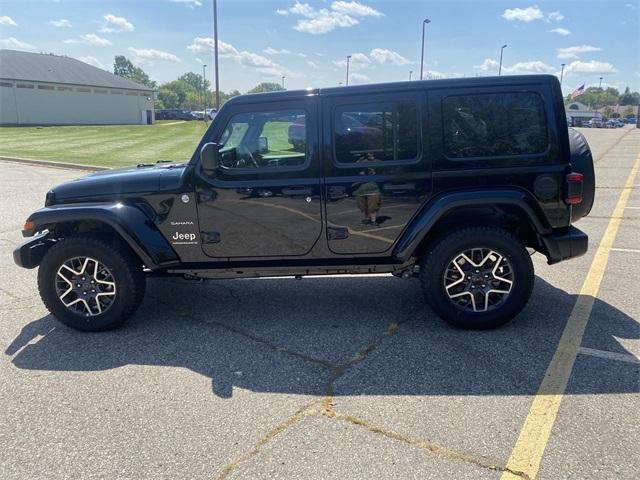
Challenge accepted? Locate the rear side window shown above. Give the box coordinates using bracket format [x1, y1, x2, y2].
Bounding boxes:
[333, 101, 419, 164]
[443, 92, 548, 158]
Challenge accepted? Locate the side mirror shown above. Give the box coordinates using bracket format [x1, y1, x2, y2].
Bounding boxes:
[258, 136, 269, 154]
[200, 142, 219, 174]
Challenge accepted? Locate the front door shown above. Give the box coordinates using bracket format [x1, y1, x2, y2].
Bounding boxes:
[322, 91, 432, 254]
[195, 98, 322, 259]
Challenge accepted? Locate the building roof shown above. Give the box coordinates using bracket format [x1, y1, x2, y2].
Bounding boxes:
[0, 49, 152, 91]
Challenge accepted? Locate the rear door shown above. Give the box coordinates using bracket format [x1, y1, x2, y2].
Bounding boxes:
[322, 91, 432, 254]
[195, 97, 322, 258]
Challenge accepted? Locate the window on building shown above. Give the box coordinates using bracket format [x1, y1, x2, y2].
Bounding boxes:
[16, 83, 34, 89]
[443, 92, 548, 158]
[94, 89, 108, 94]
[126, 91, 138, 96]
[0, 82, 13, 88]
[77, 87, 91, 93]
[37, 85, 55, 90]
[333, 101, 419, 164]
[111, 90, 124, 95]
[217, 109, 307, 170]
[57, 86, 73, 92]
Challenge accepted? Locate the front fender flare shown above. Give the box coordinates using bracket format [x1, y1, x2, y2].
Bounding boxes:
[24, 202, 180, 269]
[392, 189, 552, 262]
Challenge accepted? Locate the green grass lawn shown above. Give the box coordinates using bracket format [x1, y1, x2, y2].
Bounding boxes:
[0, 121, 208, 168]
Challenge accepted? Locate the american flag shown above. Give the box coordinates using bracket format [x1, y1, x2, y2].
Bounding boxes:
[570, 84, 585, 100]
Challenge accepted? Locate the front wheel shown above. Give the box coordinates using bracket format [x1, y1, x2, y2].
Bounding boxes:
[420, 226, 534, 329]
[38, 236, 146, 331]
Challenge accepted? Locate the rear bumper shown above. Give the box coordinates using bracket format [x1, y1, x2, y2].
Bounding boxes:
[13, 231, 54, 269]
[541, 226, 588, 265]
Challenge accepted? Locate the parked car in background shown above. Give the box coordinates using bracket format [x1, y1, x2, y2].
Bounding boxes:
[205, 108, 217, 120]
[587, 118, 603, 128]
[192, 111, 206, 121]
[155, 109, 196, 121]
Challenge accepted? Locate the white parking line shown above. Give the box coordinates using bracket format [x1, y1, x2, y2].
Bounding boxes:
[578, 346, 640, 364]
[611, 247, 640, 254]
[624, 206, 640, 209]
[157, 121, 186, 126]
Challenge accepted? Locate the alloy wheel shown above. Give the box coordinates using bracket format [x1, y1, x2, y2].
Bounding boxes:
[55, 257, 117, 317]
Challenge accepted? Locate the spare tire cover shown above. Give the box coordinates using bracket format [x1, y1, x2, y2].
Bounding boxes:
[568, 127, 595, 220]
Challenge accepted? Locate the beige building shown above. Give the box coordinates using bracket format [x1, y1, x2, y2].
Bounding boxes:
[0, 49, 154, 126]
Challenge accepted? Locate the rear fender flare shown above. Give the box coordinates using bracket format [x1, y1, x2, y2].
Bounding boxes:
[25, 203, 179, 269]
[393, 189, 551, 262]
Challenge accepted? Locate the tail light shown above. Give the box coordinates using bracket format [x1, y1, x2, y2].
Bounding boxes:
[566, 172, 584, 205]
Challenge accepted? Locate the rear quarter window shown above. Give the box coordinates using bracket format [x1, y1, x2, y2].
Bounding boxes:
[442, 92, 548, 159]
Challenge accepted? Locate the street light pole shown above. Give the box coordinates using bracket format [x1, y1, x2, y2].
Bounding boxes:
[409, 70, 413, 81]
[498, 44, 507, 76]
[420, 18, 430, 80]
[212, 0, 220, 110]
[282, 76, 285, 89]
[345, 55, 351, 86]
[560, 63, 565, 85]
[599, 77, 603, 89]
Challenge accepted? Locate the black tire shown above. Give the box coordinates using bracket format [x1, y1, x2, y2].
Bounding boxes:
[420, 226, 534, 329]
[38, 236, 146, 332]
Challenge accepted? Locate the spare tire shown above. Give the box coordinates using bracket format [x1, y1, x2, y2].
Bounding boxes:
[568, 127, 595, 221]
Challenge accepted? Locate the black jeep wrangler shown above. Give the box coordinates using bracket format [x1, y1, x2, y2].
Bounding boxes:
[14, 75, 595, 331]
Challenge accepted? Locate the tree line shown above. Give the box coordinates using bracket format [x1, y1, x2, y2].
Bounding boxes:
[113, 55, 283, 111]
[566, 86, 640, 112]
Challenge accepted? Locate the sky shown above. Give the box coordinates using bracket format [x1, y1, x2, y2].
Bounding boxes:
[0, 0, 638, 95]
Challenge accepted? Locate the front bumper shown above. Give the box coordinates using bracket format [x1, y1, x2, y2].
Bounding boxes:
[13, 231, 54, 269]
[541, 226, 588, 265]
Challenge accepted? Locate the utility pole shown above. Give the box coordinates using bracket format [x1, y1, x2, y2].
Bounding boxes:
[560, 63, 565, 85]
[212, 0, 220, 110]
[282, 76, 285, 89]
[420, 18, 430, 80]
[498, 44, 507, 75]
[409, 70, 413, 81]
[345, 55, 351, 86]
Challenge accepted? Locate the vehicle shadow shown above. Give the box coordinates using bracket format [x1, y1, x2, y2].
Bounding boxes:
[5, 276, 639, 398]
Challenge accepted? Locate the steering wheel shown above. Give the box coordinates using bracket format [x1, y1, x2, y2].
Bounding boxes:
[236, 145, 260, 168]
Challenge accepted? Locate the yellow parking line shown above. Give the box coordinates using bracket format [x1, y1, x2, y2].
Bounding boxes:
[500, 152, 640, 480]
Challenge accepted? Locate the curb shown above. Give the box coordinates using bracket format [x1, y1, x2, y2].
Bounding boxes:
[0, 156, 109, 172]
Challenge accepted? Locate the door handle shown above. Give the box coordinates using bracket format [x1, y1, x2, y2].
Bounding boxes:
[282, 187, 312, 196]
[383, 182, 415, 191]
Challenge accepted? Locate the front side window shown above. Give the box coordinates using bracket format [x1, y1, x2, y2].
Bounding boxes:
[443, 92, 548, 158]
[217, 109, 306, 170]
[333, 101, 419, 164]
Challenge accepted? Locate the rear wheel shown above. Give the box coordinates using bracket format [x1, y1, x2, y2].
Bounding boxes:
[38, 236, 146, 331]
[420, 226, 534, 329]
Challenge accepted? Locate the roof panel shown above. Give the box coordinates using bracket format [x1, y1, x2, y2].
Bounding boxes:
[0, 49, 152, 91]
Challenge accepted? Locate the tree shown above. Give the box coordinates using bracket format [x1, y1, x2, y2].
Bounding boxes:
[619, 87, 640, 105]
[247, 82, 284, 94]
[178, 72, 210, 92]
[622, 106, 635, 118]
[158, 80, 193, 108]
[574, 86, 619, 109]
[157, 88, 179, 109]
[113, 56, 156, 88]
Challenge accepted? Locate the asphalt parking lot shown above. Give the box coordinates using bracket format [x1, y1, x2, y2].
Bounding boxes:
[1, 127, 638, 480]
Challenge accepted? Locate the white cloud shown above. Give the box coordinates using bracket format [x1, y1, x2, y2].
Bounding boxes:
[170, 0, 202, 8]
[547, 11, 564, 21]
[369, 48, 410, 65]
[0, 16, 18, 27]
[564, 60, 618, 75]
[501, 5, 544, 22]
[78, 56, 109, 70]
[349, 72, 370, 83]
[474, 58, 555, 74]
[280, 1, 383, 34]
[549, 27, 571, 36]
[0, 37, 35, 51]
[128, 47, 181, 63]
[557, 44, 601, 59]
[306, 60, 320, 69]
[187, 37, 289, 77]
[263, 47, 291, 55]
[64, 33, 112, 46]
[333, 52, 370, 69]
[100, 14, 134, 33]
[49, 19, 72, 28]
[625, 3, 637, 10]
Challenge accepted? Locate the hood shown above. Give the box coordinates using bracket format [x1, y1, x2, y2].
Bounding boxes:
[47, 162, 187, 205]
